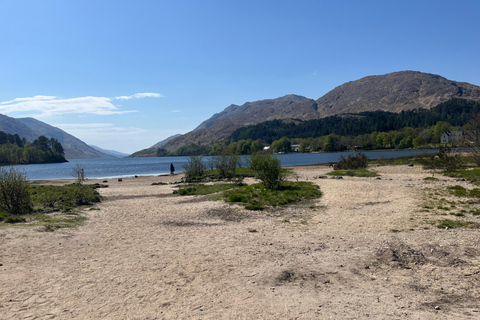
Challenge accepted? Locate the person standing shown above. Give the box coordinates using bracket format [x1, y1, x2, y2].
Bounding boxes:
[170, 163, 175, 175]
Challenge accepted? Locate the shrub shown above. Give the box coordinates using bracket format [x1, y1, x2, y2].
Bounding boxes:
[0, 167, 33, 215]
[333, 153, 368, 170]
[209, 154, 240, 179]
[418, 145, 463, 172]
[182, 156, 206, 182]
[249, 153, 286, 189]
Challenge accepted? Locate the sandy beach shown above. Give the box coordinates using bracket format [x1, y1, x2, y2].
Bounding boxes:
[1, 165, 480, 319]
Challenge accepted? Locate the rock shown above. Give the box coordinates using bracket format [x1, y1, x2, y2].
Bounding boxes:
[408, 164, 414, 167]
[435, 306, 441, 310]
[118, 178, 122, 182]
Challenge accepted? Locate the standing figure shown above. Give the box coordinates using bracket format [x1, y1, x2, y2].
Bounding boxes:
[170, 163, 175, 175]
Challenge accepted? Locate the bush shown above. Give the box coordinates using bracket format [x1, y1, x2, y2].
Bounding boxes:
[209, 154, 240, 179]
[418, 145, 463, 172]
[182, 156, 206, 182]
[333, 153, 369, 170]
[249, 153, 286, 189]
[0, 167, 32, 215]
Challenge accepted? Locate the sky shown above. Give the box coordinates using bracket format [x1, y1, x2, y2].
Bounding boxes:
[0, 0, 479, 154]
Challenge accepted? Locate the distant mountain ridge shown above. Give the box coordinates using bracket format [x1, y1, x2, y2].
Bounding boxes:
[315, 71, 480, 117]
[151, 134, 182, 148]
[155, 71, 480, 153]
[0, 115, 111, 159]
[90, 145, 129, 158]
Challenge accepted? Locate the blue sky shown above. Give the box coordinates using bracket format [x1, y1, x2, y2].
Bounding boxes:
[0, 0, 479, 154]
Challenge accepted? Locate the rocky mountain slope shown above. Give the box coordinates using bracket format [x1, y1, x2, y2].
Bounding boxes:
[315, 71, 480, 117]
[145, 71, 480, 154]
[0, 114, 111, 159]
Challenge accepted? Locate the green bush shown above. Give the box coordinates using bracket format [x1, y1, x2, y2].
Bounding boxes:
[209, 154, 240, 179]
[0, 167, 33, 215]
[249, 153, 286, 189]
[333, 153, 368, 170]
[418, 145, 463, 172]
[182, 155, 206, 181]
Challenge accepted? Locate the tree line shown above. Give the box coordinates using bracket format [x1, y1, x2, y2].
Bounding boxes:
[228, 98, 479, 143]
[0, 132, 67, 165]
[156, 98, 480, 156]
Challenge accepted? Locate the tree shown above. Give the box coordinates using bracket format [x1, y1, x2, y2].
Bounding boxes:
[182, 156, 206, 181]
[323, 134, 339, 152]
[0, 167, 32, 215]
[272, 137, 291, 153]
[412, 136, 426, 148]
[210, 153, 241, 179]
[249, 153, 285, 189]
[71, 164, 85, 184]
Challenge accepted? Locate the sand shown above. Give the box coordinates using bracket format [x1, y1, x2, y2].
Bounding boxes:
[1, 166, 480, 319]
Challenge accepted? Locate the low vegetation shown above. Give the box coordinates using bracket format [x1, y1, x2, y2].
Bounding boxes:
[333, 152, 369, 170]
[175, 154, 321, 210]
[420, 183, 480, 229]
[224, 181, 321, 210]
[0, 167, 102, 230]
[417, 145, 464, 172]
[327, 169, 378, 177]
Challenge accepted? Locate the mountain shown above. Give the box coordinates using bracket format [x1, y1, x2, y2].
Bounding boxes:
[90, 145, 129, 158]
[315, 71, 480, 117]
[8, 117, 112, 159]
[156, 71, 480, 153]
[0, 114, 44, 141]
[160, 95, 319, 152]
[151, 134, 182, 148]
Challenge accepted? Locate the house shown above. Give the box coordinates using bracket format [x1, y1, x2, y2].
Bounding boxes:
[441, 127, 464, 144]
[291, 144, 300, 152]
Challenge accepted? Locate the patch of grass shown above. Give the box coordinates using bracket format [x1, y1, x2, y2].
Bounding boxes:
[174, 183, 240, 196]
[35, 212, 87, 231]
[151, 182, 168, 185]
[224, 181, 321, 210]
[436, 219, 475, 229]
[327, 169, 378, 177]
[5, 216, 26, 223]
[203, 167, 257, 180]
[30, 184, 102, 212]
[444, 168, 480, 185]
[1, 183, 101, 229]
[175, 181, 322, 211]
[424, 177, 439, 181]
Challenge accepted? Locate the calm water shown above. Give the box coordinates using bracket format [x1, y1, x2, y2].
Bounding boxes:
[13, 150, 436, 181]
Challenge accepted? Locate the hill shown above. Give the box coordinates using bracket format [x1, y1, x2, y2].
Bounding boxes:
[136, 71, 480, 156]
[315, 71, 480, 117]
[166, 71, 480, 152]
[0, 115, 111, 159]
[90, 145, 129, 158]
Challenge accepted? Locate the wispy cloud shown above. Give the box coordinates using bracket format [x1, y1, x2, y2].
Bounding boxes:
[0, 92, 162, 117]
[114, 92, 163, 100]
[171, 110, 181, 113]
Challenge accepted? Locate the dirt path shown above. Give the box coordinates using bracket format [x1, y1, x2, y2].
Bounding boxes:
[1, 167, 480, 319]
